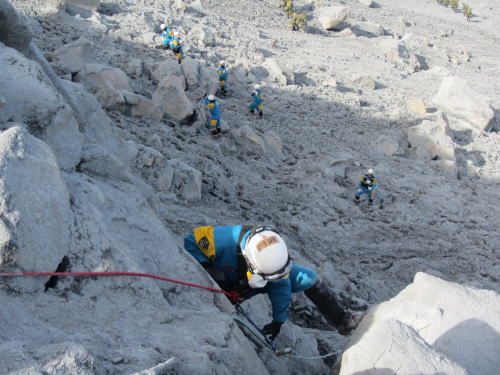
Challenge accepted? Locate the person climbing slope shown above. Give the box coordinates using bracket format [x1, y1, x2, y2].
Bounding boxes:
[159, 24, 174, 49]
[203, 95, 222, 137]
[169, 31, 184, 64]
[184, 225, 362, 340]
[217, 61, 228, 96]
[249, 84, 264, 118]
[354, 169, 377, 205]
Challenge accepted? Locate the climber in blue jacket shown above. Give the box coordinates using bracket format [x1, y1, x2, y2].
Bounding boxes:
[160, 24, 174, 48]
[169, 31, 184, 64]
[248, 84, 264, 117]
[355, 169, 378, 205]
[217, 61, 228, 95]
[203, 95, 221, 136]
[184, 225, 360, 340]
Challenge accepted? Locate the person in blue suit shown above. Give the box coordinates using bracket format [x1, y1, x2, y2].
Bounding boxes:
[248, 84, 264, 118]
[217, 61, 228, 95]
[159, 24, 174, 49]
[169, 31, 184, 64]
[203, 95, 221, 136]
[184, 225, 358, 339]
[355, 169, 377, 205]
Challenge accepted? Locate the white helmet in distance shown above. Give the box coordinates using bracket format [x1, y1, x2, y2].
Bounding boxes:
[173, 30, 180, 37]
[367, 168, 374, 175]
[254, 84, 261, 90]
[220, 60, 226, 67]
[243, 228, 293, 288]
[207, 95, 215, 101]
[160, 24, 166, 31]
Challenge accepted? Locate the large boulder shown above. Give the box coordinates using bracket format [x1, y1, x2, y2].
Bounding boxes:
[53, 37, 94, 73]
[340, 272, 500, 375]
[65, 0, 100, 13]
[151, 59, 183, 83]
[0, 44, 83, 170]
[432, 76, 494, 134]
[407, 113, 456, 171]
[189, 24, 216, 47]
[263, 59, 294, 86]
[0, 0, 33, 54]
[317, 6, 349, 30]
[0, 125, 72, 292]
[168, 159, 202, 201]
[77, 64, 132, 109]
[234, 125, 266, 155]
[152, 75, 194, 122]
[263, 131, 283, 154]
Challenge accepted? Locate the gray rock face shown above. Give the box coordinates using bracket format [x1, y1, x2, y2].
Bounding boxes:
[0, 0, 32, 54]
[0, 125, 72, 292]
[0, 44, 83, 170]
[189, 24, 216, 47]
[53, 37, 94, 73]
[153, 75, 195, 122]
[432, 76, 494, 134]
[407, 113, 456, 172]
[234, 125, 266, 154]
[169, 159, 202, 201]
[381, 39, 421, 72]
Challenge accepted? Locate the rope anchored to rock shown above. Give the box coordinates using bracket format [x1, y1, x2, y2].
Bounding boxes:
[0, 271, 336, 361]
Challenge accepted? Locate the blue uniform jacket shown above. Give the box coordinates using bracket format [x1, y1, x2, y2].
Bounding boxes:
[203, 98, 221, 120]
[251, 89, 264, 106]
[217, 67, 227, 82]
[184, 225, 318, 323]
[161, 29, 173, 45]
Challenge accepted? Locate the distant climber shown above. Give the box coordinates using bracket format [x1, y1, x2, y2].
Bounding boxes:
[169, 31, 184, 64]
[249, 84, 264, 118]
[184, 225, 362, 340]
[217, 61, 228, 96]
[159, 24, 174, 49]
[354, 169, 377, 205]
[203, 95, 222, 137]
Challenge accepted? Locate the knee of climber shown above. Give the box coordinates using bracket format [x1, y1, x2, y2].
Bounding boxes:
[210, 119, 218, 127]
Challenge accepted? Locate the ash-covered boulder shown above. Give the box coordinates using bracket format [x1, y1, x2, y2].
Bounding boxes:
[152, 75, 195, 122]
[0, 44, 83, 170]
[340, 272, 500, 375]
[189, 24, 216, 47]
[263, 131, 283, 154]
[0, 0, 33, 54]
[317, 6, 349, 30]
[432, 76, 494, 134]
[407, 113, 456, 172]
[234, 125, 266, 155]
[53, 37, 94, 73]
[65, 0, 100, 14]
[0, 125, 72, 292]
[151, 59, 183, 83]
[168, 159, 202, 201]
[263, 59, 294, 86]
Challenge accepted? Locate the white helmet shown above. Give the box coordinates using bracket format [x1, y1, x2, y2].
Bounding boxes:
[160, 24, 166, 31]
[207, 95, 215, 101]
[220, 60, 225, 66]
[367, 168, 374, 175]
[253, 84, 261, 90]
[173, 30, 180, 37]
[243, 228, 292, 288]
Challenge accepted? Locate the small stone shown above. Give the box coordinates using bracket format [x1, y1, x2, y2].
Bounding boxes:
[406, 99, 427, 115]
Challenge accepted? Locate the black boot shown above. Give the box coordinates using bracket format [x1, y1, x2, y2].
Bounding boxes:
[305, 279, 347, 329]
[259, 111, 263, 118]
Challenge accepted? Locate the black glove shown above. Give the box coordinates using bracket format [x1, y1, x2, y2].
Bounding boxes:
[262, 320, 283, 340]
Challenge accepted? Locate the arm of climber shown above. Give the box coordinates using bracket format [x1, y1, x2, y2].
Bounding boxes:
[266, 279, 293, 323]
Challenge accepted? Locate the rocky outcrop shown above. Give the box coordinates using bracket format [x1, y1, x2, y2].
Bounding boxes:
[189, 24, 216, 47]
[381, 40, 421, 72]
[263, 58, 295, 86]
[0, 126, 72, 292]
[0, 44, 84, 170]
[152, 75, 195, 122]
[53, 37, 94, 73]
[317, 6, 349, 30]
[0, 0, 32, 54]
[432, 76, 494, 134]
[407, 113, 456, 172]
[340, 273, 500, 375]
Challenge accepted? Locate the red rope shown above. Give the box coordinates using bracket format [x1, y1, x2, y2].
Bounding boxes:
[0, 271, 234, 298]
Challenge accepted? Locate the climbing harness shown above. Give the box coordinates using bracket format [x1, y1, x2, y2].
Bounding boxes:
[0, 270, 337, 361]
